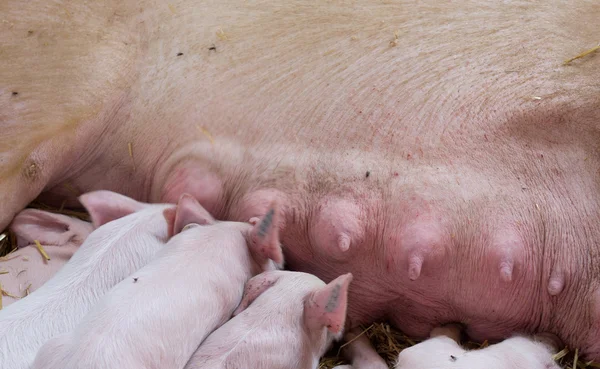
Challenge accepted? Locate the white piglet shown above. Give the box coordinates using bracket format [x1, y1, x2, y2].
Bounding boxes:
[33, 193, 284, 369]
[0, 190, 176, 369]
[0, 209, 93, 308]
[395, 324, 562, 369]
[185, 270, 353, 369]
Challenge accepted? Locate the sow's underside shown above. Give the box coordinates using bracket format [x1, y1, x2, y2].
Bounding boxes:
[0, 202, 587, 369]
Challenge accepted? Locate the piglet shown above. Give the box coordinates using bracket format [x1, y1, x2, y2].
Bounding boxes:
[0, 190, 175, 369]
[33, 193, 284, 369]
[185, 270, 352, 369]
[0, 209, 93, 308]
[394, 324, 562, 369]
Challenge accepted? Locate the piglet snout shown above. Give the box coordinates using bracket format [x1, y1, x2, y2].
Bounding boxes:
[533, 332, 564, 353]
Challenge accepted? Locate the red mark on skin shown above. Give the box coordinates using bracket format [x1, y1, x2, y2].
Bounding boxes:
[394, 172, 399, 177]
[484, 134, 489, 141]
[407, 153, 412, 160]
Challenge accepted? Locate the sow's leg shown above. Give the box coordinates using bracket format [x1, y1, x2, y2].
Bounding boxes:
[0, 0, 149, 230]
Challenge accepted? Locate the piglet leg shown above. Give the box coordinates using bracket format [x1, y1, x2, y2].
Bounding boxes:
[335, 329, 389, 369]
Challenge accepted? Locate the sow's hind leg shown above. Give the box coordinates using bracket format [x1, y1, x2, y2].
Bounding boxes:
[0, 0, 141, 231]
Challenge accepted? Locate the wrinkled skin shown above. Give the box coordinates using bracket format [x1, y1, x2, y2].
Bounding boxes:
[1, 0, 600, 361]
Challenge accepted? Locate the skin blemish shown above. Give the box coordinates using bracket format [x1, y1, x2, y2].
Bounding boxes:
[450, 355, 457, 362]
[209, 45, 217, 51]
[389, 30, 400, 47]
[177, 52, 183, 56]
[12, 92, 18, 96]
[258, 208, 274, 238]
[133, 277, 138, 283]
[27, 30, 34, 36]
[325, 284, 341, 312]
[365, 171, 370, 178]
[24, 162, 40, 181]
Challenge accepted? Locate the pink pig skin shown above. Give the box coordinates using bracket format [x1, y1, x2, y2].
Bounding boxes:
[32, 194, 284, 369]
[0, 209, 93, 308]
[0, 191, 175, 369]
[332, 329, 389, 369]
[394, 324, 562, 369]
[185, 270, 352, 369]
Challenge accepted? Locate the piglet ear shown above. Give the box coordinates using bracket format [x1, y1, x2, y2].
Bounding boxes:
[304, 273, 353, 334]
[9, 209, 92, 247]
[79, 190, 145, 228]
[232, 272, 281, 316]
[172, 194, 215, 235]
[246, 201, 284, 266]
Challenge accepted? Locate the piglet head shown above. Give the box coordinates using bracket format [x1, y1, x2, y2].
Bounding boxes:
[79, 190, 148, 228]
[304, 273, 353, 339]
[245, 201, 285, 269]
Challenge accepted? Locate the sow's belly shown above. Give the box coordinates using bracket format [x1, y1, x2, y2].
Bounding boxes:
[3, 0, 600, 359]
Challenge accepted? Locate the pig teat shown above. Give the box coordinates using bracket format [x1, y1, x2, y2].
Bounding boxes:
[310, 197, 365, 259]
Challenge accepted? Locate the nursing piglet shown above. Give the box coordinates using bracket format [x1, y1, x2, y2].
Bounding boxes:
[0, 209, 93, 308]
[33, 193, 284, 369]
[0, 191, 175, 369]
[395, 324, 562, 369]
[185, 270, 352, 369]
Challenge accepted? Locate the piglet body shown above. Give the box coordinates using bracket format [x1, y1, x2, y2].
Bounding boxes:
[0, 209, 93, 308]
[395, 325, 562, 369]
[0, 191, 175, 369]
[185, 270, 352, 369]
[33, 194, 284, 369]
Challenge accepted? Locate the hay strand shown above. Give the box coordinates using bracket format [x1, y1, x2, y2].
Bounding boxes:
[563, 44, 600, 65]
[34, 240, 50, 261]
[1, 286, 21, 299]
[337, 324, 374, 356]
[197, 125, 215, 145]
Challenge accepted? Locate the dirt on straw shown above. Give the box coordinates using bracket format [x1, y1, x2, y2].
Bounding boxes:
[0, 203, 598, 369]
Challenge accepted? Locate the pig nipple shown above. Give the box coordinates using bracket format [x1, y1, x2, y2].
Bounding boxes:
[407, 254, 423, 281]
[547, 269, 565, 296]
[397, 219, 449, 281]
[491, 228, 524, 284]
[337, 233, 351, 252]
[499, 259, 514, 282]
[310, 197, 365, 259]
